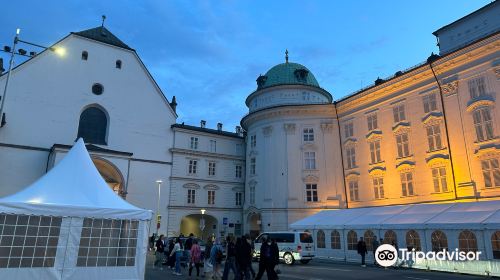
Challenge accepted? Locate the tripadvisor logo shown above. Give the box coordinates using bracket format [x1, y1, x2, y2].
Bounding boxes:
[375, 244, 482, 267]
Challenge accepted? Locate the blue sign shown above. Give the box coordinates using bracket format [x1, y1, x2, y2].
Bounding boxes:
[223, 217, 228, 225]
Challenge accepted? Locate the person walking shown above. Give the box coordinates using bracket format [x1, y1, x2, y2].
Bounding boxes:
[372, 236, 380, 265]
[166, 238, 175, 269]
[170, 238, 183, 276]
[189, 240, 202, 278]
[270, 239, 280, 278]
[357, 237, 368, 267]
[185, 233, 194, 269]
[149, 233, 156, 251]
[255, 237, 278, 280]
[236, 236, 252, 280]
[245, 235, 256, 278]
[210, 238, 224, 279]
[154, 234, 165, 268]
[222, 236, 237, 280]
[204, 238, 214, 279]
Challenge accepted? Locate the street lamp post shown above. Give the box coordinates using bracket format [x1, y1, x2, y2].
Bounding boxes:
[155, 180, 163, 236]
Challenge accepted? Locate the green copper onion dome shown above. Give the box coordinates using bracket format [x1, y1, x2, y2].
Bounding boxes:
[256, 62, 320, 90]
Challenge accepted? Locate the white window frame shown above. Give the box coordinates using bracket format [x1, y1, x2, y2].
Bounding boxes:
[468, 76, 487, 99]
[367, 114, 378, 131]
[344, 122, 354, 138]
[250, 135, 256, 148]
[249, 186, 255, 205]
[349, 181, 359, 201]
[426, 124, 443, 151]
[305, 184, 318, 202]
[235, 165, 242, 178]
[373, 177, 384, 199]
[188, 159, 198, 175]
[303, 128, 315, 142]
[432, 167, 448, 193]
[473, 107, 494, 142]
[250, 158, 256, 175]
[393, 104, 406, 123]
[369, 140, 381, 164]
[207, 190, 215, 205]
[423, 93, 438, 113]
[235, 192, 243, 206]
[396, 133, 410, 158]
[187, 189, 196, 204]
[304, 151, 316, 170]
[400, 171, 414, 196]
[481, 158, 500, 188]
[346, 146, 356, 169]
[190, 137, 199, 150]
[208, 161, 216, 176]
[209, 140, 217, 153]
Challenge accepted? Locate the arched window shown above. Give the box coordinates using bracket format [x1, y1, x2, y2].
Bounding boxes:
[317, 230, 325, 248]
[331, 230, 341, 249]
[347, 230, 357, 251]
[364, 230, 375, 251]
[406, 230, 421, 251]
[458, 230, 478, 252]
[77, 106, 108, 145]
[81, 51, 88, 60]
[116, 60, 122, 69]
[431, 230, 448, 252]
[492, 231, 500, 259]
[384, 230, 397, 245]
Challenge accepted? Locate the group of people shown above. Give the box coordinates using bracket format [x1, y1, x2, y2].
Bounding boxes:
[151, 232, 280, 279]
[356, 236, 399, 267]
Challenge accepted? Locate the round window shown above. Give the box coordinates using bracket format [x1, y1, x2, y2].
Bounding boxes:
[92, 83, 104, 95]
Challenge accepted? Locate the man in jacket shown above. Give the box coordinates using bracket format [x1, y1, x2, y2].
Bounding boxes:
[357, 237, 367, 267]
[154, 235, 165, 268]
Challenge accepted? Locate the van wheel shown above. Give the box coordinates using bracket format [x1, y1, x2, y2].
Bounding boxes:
[300, 260, 310, 264]
[283, 253, 294, 265]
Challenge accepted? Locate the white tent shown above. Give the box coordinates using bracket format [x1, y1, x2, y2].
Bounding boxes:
[0, 139, 152, 280]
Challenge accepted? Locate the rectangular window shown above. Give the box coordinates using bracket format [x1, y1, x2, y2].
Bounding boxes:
[396, 133, 410, 158]
[393, 104, 406, 123]
[400, 172, 414, 196]
[432, 167, 448, 192]
[187, 189, 196, 204]
[369, 140, 382, 164]
[235, 143, 243, 154]
[373, 177, 384, 199]
[305, 184, 318, 202]
[0, 214, 62, 268]
[235, 165, 242, 178]
[208, 190, 215, 205]
[188, 160, 198, 174]
[423, 93, 438, 113]
[190, 137, 198, 150]
[473, 108, 494, 142]
[208, 161, 216, 176]
[304, 152, 316, 170]
[344, 122, 354, 138]
[468, 77, 487, 99]
[250, 135, 256, 148]
[249, 186, 255, 205]
[482, 158, 500, 188]
[345, 146, 356, 169]
[235, 192, 243, 206]
[426, 124, 443, 151]
[209, 140, 217, 153]
[349, 181, 359, 201]
[77, 218, 138, 267]
[367, 114, 378, 131]
[303, 128, 314, 142]
[250, 158, 256, 175]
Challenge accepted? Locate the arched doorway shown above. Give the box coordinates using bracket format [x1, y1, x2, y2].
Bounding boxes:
[180, 214, 218, 241]
[92, 157, 125, 198]
[247, 212, 261, 239]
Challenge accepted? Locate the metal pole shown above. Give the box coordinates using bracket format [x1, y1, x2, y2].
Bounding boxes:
[0, 29, 20, 127]
[156, 180, 162, 236]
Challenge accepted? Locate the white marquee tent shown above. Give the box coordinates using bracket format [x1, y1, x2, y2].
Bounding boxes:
[0, 139, 152, 279]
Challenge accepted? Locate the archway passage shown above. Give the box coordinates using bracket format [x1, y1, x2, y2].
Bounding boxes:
[180, 214, 218, 241]
[92, 157, 125, 198]
[247, 212, 261, 240]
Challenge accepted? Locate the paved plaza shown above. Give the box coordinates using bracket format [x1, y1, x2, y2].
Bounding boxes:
[145, 252, 487, 280]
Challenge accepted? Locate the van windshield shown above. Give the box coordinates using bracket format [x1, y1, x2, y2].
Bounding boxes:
[300, 232, 313, 243]
[270, 233, 294, 243]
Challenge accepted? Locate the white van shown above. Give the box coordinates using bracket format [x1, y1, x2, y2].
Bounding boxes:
[253, 231, 315, 265]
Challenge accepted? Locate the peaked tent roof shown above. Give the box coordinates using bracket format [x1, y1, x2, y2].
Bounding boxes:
[0, 139, 151, 220]
[290, 201, 500, 230]
[72, 26, 133, 50]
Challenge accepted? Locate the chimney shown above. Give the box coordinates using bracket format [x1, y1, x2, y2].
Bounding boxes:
[236, 126, 242, 135]
[200, 120, 206, 128]
[169, 96, 177, 113]
[0, 58, 4, 73]
[217, 123, 223, 131]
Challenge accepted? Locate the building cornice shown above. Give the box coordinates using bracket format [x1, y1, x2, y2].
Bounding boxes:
[170, 148, 245, 161]
[170, 176, 245, 185]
